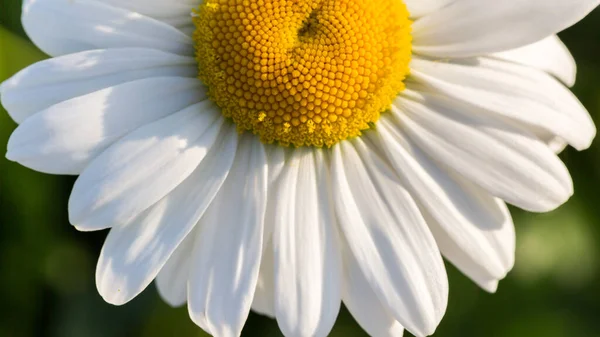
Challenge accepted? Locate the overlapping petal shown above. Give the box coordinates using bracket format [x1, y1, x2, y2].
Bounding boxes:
[187, 134, 268, 337]
[68, 102, 222, 230]
[413, 0, 600, 57]
[22, 0, 193, 57]
[332, 139, 448, 337]
[0, 48, 197, 123]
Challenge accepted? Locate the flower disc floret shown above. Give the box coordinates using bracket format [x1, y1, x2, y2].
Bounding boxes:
[193, 0, 412, 147]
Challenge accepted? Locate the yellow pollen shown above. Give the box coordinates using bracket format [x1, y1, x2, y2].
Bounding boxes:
[193, 0, 412, 147]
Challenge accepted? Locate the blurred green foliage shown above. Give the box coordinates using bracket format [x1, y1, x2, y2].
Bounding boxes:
[1, 3, 600, 337]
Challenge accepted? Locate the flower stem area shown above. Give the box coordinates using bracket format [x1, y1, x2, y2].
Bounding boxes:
[2, 2, 600, 337]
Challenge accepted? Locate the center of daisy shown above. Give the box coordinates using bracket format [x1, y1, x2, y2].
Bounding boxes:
[193, 0, 412, 147]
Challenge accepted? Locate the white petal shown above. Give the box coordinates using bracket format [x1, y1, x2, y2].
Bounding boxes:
[263, 146, 287, 239]
[403, 0, 453, 19]
[95, 124, 237, 305]
[155, 232, 195, 307]
[331, 139, 448, 337]
[97, 0, 200, 32]
[187, 134, 268, 337]
[409, 57, 595, 151]
[493, 35, 577, 87]
[69, 102, 222, 231]
[393, 91, 573, 212]
[251, 240, 275, 318]
[430, 199, 515, 292]
[22, 0, 193, 57]
[250, 146, 287, 318]
[412, 0, 600, 58]
[6, 77, 204, 175]
[0, 48, 197, 123]
[374, 121, 515, 291]
[273, 148, 341, 337]
[343, 251, 405, 337]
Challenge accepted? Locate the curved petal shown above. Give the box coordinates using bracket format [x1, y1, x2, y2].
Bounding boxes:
[95, 124, 237, 305]
[403, 0, 453, 19]
[273, 148, 341, 337]
[493, 35, 577, 87]
[187, 134, 268, 337]
[393, 91, 573, 212]
[331, 139, 448, 337]
[409, 57, 595, 151]
[251, 240, 275, 318]
[250, 146, 286, 318]
[412, 0, 600, 58]
[68, 102, 222, 231]
[6, 77, 205, 175]
[431, 199, 515, 292]
[22, 0, 193, 57]
[343, 250, 405, 337]
[155, 232, 195, 307]
[0, 48, 197, 123]
[98, 0, 200, 32]
[374, 120, 515, 291]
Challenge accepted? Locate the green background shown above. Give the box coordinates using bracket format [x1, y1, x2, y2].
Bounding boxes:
[1, 3, 600, 337]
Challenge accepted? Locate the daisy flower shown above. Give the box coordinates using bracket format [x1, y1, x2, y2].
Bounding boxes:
[2, 0, 598, 336]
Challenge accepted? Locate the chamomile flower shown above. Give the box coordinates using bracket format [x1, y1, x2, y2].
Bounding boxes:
[2, 0, 598, 336]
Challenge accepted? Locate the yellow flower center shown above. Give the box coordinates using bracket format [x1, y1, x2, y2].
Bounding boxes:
[193, 0, 412, 147]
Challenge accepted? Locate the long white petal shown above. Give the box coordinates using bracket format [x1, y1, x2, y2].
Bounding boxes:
[403, 0, 453, 19]
[331, 139, 448, 337]
[251, 240, 276, 318]
[0, 48, 197, 123]
[393, 91, 573, 212]
[187, 134, 268, 337]
[374, 121, 515, 291]
[412, 0, 600, 57]
[6, 77, 204, 175]
[343, 250, 405, 337]
[97, 0, 200, 32]
[273, 148, 341, 337]
[408, 57, 595, 151]
[95, 124, 237, 305]
[22, 0, 193, 57]
[493, 35, 577, 87]
[68, 102, 222, 231]
[155, 232, 195, 307]
[250, 146, 287, 318]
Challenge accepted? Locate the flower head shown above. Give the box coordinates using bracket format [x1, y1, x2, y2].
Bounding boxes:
[1, 0, 598, 336]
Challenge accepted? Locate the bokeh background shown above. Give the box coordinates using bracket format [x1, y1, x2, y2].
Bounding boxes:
[2, 2, 600, 337]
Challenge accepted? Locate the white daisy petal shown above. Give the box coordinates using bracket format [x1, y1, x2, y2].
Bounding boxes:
[394, 91, 573, 212]
[374, 120, 515, 291]
[6, 77, 204, 175]
[409, 57, 595, 151]
[187, 134, 268, 337]
[343, 252, 405, 337]
[251, 240, 276, 318]
[22, 0, 193, 57]
[68, 102, 222, 231]
[250, 147, 287, 318]
[331, 139, 448, 337]
[431, 199, 515, 293]
[263, 146, 287, 238]
[273, 148, 342, 337]
[493, 35, 577, 87]
[403, 0, 453, 19]
[155, 232, 195, 308]
[412, 0, 600, 58]
[95, 124, 237, 305]
[97, 0, 200, 32]
[0, 48, 197, 123]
